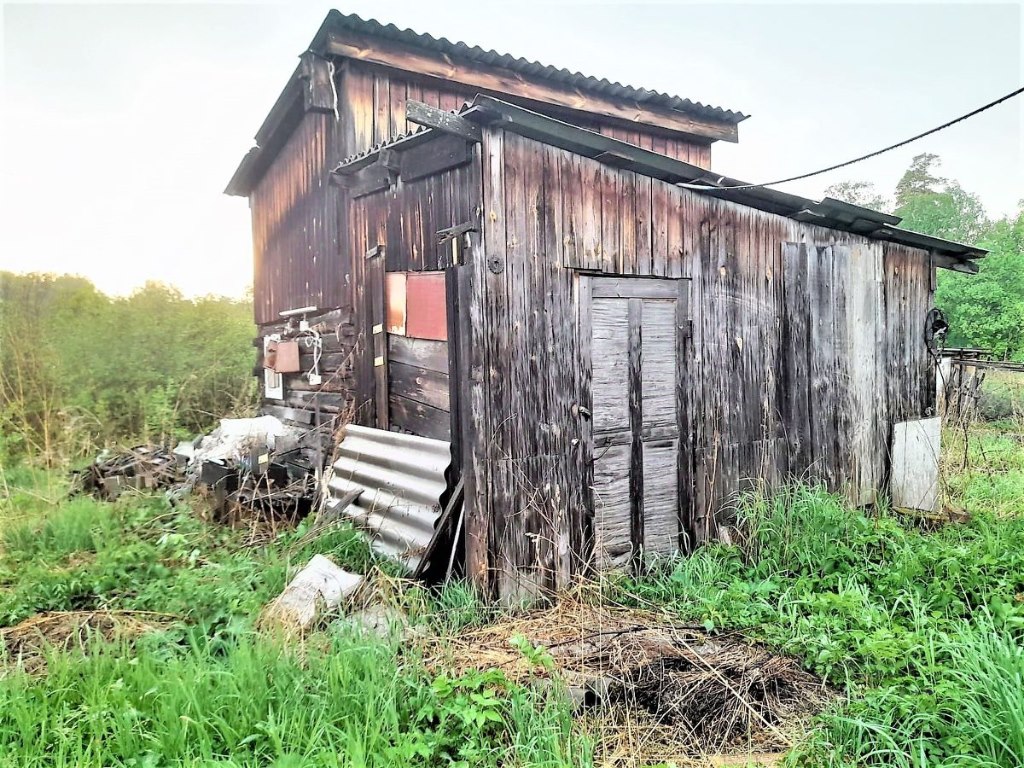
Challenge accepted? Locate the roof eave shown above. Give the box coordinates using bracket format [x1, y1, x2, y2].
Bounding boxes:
[459, 96, 986, 268]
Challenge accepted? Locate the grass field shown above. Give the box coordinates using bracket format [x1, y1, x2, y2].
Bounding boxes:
[1, 424, 1022, 767]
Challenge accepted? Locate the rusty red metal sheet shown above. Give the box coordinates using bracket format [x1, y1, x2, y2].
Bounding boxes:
[405, 272, 447, 341]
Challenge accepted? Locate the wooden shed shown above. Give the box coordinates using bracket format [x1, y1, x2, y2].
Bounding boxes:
[227, 11, 985, 601]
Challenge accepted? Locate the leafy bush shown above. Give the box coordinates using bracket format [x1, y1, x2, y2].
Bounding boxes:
[975, 372, 1024, 423]
[0, 272, 257, 465]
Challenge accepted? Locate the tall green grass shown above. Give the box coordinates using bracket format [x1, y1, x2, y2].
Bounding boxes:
[2, 434, 1022, 767]
[0, 629, 590, 768]
[805, 615, 1024, 768]
[615, 482, 1024, 767]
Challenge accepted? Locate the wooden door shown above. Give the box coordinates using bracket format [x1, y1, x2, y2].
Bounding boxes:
[585, 277, 688, 568]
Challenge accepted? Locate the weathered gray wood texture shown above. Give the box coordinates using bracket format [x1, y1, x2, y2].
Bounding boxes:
[249, 60, 713, 326]
[588, 285, 682, 568]
[463, 128, 936, 601]
[346, 135, 479, 437]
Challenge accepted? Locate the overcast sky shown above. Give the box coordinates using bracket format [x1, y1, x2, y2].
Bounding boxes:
[2, 1, 1021, 298]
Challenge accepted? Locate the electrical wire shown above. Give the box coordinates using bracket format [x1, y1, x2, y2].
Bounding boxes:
[679, 84, 1024, 193]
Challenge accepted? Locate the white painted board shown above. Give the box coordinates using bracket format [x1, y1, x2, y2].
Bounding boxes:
[891, 417, 942, 512]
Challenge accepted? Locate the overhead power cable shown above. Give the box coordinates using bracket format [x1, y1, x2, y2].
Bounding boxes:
[679, 84, 1024, 193]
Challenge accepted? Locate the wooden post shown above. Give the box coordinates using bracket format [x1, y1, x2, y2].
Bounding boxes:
[366, 245, 388, 430]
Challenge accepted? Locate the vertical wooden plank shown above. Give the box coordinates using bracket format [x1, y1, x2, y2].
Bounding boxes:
[481, 128, 517, 601]
[541, 142, 575, 589]
[345, 65, 375, 155]
[651, 178, 670, 278]
[580, 156, 603, 271]
[830, 244, 852, 495]
[808, 243, 836, 488]
[592, 443, 633, 568]
[643, 441, 680, 555]
[666, 185, 686, 279]
[459, 145, 491, 594]
[590, 293, 632, 569]
[627, 298, 644, 568]
[367, 249, 388, 429]
[405, 82, 423, 133]
[373, 74, 390, 144]
[781, 242, 812, 480]
[635, 174, 653, 276]
[599, 165, 620, 273]
[438, 91, 462, 113]
[421, 83, 441, 109]
[618, 171, 636, 274]
[846, 242, 882, 504]
[389, 78, 407, 138]
[559, 150, 583, 269]
[577, 275, 595, 575]
[676, 277, 694, 551]
[640, 297, 679, 556]
[504, 131, 542, 595]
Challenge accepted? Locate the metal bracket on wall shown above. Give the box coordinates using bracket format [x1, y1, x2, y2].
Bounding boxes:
[437, 223, 477, 269]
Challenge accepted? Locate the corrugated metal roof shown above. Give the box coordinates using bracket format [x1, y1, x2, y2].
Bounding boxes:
[325, 425, 451, 573]
[332, 96, 986, 270]
[312, 10, 746, 126]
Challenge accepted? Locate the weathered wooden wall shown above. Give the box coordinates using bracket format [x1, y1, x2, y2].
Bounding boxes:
[462, 128, 936, 601]
[346, 133, 482, 439]
[251, 58, 711, 322]
[338, 61, 712, 167]
[253, 306, 358, 460]
[249, 57, 715, 433]
[251, 112, 345, 325]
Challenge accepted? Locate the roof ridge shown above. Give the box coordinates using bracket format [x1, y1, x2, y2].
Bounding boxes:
[317, 9, 747, 125]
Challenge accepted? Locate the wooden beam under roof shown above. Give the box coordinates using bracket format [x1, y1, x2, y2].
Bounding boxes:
[406, 100, 482, 142]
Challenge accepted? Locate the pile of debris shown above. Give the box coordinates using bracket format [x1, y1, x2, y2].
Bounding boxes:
[73, 416, 320, 535]
[72, 445, 181, 500]
[422, 599, 830, 762]
[174, 416, 315, 530]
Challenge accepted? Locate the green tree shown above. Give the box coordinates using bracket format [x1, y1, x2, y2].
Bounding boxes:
[896, 183, 989, 244]
[894, 152, 946, 208]
[935, 206, 1024, 359]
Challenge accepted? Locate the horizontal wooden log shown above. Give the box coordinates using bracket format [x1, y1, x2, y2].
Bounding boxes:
[262, 404, 315, 425]
[276, 389, 349, 414]
[389, 360, 450, 411]
[591, 276, 683, 299]
[283, 374, 353, 393]
[339, 162, 395, 198]
[298, 351, 354, 372]
[387, 335, 449, 374]
[389, 394, 450, 441]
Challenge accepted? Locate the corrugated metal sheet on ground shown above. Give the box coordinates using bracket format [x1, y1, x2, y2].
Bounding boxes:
[325, 425, 451, 572]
